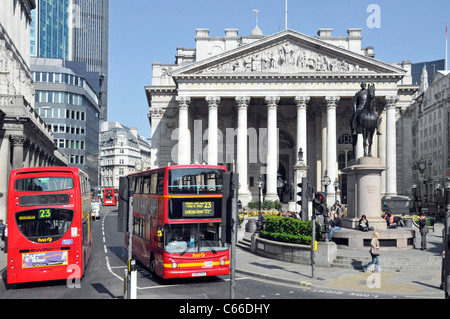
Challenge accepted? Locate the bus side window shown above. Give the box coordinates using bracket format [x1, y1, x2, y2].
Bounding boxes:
[156, 172, 164, 194]
[150, 174, 157, 194]
[134, 177, 143, 194]
[143, 176, 150, 194]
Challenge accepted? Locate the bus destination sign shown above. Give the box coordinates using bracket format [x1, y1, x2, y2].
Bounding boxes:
[182, 201, 214, 217]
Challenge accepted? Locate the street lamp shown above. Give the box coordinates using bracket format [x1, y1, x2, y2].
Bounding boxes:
[257, 176, 265, 232]
[435, 180, 442, 221]
[277, 176, 284, 201]
[412, 181, 418, 214]
[333, 178, 339, 203]
[257, 176, 264, 214]
[321, 171, 331, 194]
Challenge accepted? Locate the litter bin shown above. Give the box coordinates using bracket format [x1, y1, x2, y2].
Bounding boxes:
[245, 219, 257, 232]
[403, 217, 413, 228]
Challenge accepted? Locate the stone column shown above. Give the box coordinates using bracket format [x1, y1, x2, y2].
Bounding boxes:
[150, 107, 165, 168]
[24, 141, 32, 168]
[294, 96, 310, 166]
[315, 108, 323, 190]
[27, 143, 36, 168]
[235, 96, 251, 203]
[265, 96, 280, 201]
[385, 95, 398, 196]
[176, 96, 191, 165]
[206, 96, 220, 166]
[377, 108, 387, 195]
[33, 146, 40, 167]
[10, 135, 26, 169]
[325, 96, 340, 205]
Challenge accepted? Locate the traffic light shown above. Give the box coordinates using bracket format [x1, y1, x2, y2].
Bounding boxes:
[221, 172, 232, 244]
[313, 191, 327, 215]
[221, 172, 238, 245]
[297, 177, 308, 218]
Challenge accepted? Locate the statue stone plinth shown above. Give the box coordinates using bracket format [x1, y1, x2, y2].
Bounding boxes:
[342, 157, 387, 230]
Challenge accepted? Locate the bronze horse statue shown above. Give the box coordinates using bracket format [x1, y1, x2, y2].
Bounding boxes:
[350, 83, 381, 157]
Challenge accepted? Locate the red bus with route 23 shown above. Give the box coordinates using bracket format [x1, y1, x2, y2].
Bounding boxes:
[7, 167, 93, 284]
[121, 165, 230, 279]
[103, 188, 116, 206]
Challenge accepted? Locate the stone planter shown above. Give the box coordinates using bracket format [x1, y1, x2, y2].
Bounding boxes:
[251, 233, 337, 267]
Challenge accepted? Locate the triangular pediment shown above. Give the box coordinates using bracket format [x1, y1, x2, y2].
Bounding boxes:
[172, 29, 405, 77]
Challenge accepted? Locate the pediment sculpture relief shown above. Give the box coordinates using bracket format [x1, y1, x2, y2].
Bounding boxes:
[197, 41, 370, 74]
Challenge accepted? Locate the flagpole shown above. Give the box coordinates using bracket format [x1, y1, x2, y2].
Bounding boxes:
[446, 23, 448, 71]
[285, 0, 288, 30]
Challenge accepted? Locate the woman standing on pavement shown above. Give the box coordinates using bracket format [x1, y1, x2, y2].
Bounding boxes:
[363, 232, 380, 273]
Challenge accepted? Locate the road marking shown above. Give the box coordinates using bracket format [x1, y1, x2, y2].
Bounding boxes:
[105, 256, 123, 282]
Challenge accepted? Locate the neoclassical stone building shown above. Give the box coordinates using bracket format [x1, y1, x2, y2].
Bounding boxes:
[145, 27, 414, 207]
[0, 0, 67, 221]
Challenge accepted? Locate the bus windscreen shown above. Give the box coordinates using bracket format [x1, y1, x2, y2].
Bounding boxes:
[168, 168, 224, 194]
[164, 223, 228, 254]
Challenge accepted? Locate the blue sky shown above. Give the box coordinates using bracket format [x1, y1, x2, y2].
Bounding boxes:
[108, 0, 449, 140]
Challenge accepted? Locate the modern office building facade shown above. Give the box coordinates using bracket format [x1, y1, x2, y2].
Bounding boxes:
[31, 57, 101, 191]
[31, 0, 109, 120]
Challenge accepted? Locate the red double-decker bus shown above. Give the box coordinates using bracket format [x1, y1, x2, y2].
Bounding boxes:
[103, 188, 116, 206]
[120, 165, 229, 279]
[7, 167, 93, 284]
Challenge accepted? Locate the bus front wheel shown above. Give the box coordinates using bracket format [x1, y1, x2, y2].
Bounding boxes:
[149, 254, 156, 275]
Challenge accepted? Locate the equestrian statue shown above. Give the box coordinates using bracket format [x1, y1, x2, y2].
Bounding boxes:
[350, 83, 381, 157]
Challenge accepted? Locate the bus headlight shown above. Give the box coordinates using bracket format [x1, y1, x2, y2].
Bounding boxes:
[220, 259, 226, 266]
[171, 262, 178, 269]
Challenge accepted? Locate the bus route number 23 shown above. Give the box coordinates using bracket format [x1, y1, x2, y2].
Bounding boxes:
[38, 209, 52, 219]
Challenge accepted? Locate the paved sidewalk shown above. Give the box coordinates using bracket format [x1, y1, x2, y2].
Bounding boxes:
[0, 232, 445, 298]
[235, 231, 445, 298]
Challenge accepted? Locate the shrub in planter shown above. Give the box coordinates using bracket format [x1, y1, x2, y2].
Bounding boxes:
[247, 200, 282, 211]
[260, 215, 321, 245]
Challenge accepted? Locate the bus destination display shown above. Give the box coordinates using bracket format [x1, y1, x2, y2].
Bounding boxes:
[182, 201, 214, 217]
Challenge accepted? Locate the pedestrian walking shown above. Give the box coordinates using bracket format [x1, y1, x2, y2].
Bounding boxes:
[363, 232, 380, 272]
[418, 212, 428, 250]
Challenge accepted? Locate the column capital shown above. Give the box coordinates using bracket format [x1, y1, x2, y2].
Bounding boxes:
[324, 96, 340, 108]
[206, 96, 221, 109]
[384, 95, 399, 108]
[176, 96, 191, 109]
[10, 134, 26, 146]
[265, 96, 280, 109]
[150, 107, 165, 119]
[235, 96, 250, 109]
[294, 96, 310, 109]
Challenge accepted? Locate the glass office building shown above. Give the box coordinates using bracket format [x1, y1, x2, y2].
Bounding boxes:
[31, 57, 101, 190]
[31, 0, 70, 60]
[31, 0, 109, 120]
